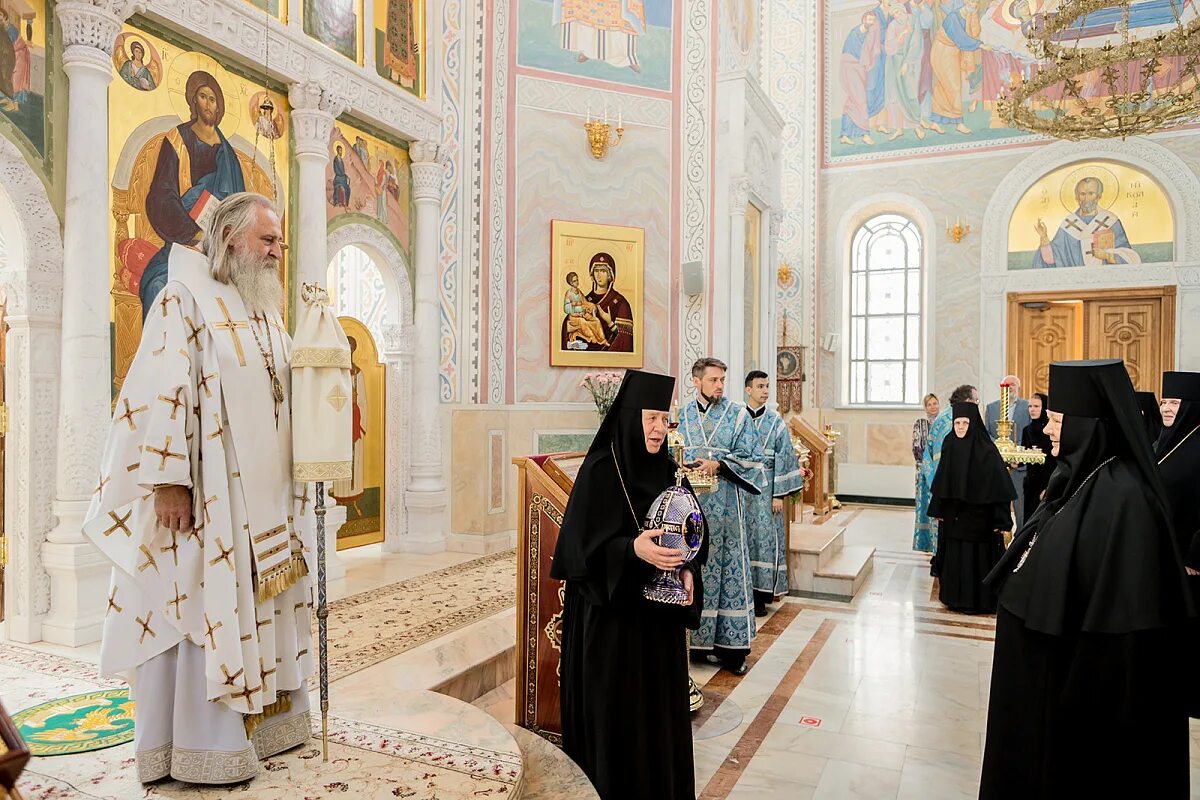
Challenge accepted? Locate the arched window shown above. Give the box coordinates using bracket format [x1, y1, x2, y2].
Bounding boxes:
[847, 213, 923, 406]
[327, 244, 390, 348]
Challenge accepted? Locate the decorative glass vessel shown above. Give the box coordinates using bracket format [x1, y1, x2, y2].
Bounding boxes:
[641, 484, 705, 605]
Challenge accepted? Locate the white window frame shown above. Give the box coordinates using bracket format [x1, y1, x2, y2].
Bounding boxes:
[843, 211, 927, 408]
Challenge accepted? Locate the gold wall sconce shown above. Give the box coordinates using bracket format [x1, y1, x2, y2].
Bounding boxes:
[946, 217, 971, 244]
[777, 261, 792, 285]
[584, 103, 623, 160]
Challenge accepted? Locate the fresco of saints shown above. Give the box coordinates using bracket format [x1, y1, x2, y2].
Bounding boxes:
[839, 12, 881, 146]
[559, 253, 633, 352]
[331, 143, 351, 207]
[332, 336, 368, 517]
[0, 7, 30, 111]
[555, 0, 646, 74]
[139, 71, 246, 317]
[930, 0, 983, 135]
[1033, 177, 1141, 268]
[118, 40, 157, 91]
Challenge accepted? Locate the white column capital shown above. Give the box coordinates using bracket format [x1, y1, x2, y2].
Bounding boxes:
[410, 142, 446, 204]
[1177, 266, 1200, 288]
[288, 81, 350, 159]
[730, 176, 750, 212]
[381, 323, 416, 359]
[56, 1, 140, 61]
[768, 213, 782, 243]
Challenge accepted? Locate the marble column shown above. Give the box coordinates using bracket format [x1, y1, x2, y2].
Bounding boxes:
[1178, 267, 1200, 371]
[381, 324, 416, 554]
[41, 0, 139, 647]
[404, 142, 448, 552]
[288, 81, 348, 288]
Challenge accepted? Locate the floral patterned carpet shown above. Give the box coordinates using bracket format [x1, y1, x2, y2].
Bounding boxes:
[314, 549, 517, 685]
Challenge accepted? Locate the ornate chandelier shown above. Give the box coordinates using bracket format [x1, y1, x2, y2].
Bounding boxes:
[997, 0, 1200, 140]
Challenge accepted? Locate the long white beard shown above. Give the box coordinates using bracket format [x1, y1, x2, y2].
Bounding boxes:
[230, 252, 284, 316]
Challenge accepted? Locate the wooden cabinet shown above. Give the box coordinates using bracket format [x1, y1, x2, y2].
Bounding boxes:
[788, 417, 834, 519]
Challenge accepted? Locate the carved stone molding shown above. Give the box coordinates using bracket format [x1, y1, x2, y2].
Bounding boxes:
[56, 1, 141, 54]
[289, 81, 350, 158]
[381, 323, 416, 357]
[326, 222, 414, 324]
[143, 0, 440, 142]
[0, 134, 64, 639]
[729, 175, 750, 213]
[1177, 266, 1200, 287]
[410, 141, 446, 203]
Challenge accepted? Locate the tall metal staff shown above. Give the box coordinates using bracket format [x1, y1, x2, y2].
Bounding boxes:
[290, 283, 354, 763]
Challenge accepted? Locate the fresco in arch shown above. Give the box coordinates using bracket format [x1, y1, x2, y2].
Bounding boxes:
[517, 0, 673, 91]
[1006, 159, 1174, 270]
[326, 120, 413, 256]
[825, 0, 1196, 162]
[0, 0, 46, 157]
[108, 25, 289, 396]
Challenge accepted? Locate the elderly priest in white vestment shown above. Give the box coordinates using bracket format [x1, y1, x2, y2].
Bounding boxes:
[83, 192, 315, 785]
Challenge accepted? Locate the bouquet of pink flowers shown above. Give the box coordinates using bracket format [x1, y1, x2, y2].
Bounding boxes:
[580, 371, 623, 417]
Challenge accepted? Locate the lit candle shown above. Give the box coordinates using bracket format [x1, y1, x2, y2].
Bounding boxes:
[604, 102, 608, 125]
[586, 103, 590, 122]
[618, 108, 622, 129]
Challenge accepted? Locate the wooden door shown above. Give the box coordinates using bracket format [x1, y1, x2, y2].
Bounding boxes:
[1084, 295, 1174, 393]
[1008, 300, 1083, 397]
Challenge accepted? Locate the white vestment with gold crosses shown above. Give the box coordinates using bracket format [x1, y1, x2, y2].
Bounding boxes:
[83, 247, 315, 784]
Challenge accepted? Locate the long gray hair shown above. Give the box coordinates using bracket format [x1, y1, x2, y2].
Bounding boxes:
[200, 192, 277, 284]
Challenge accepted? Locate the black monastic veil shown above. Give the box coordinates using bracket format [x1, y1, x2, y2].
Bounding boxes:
[551, 370, 707, 800]
[980, 359, 1192, 799]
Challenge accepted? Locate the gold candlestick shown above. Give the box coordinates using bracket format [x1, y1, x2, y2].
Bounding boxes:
[993, 381, 1046, 467]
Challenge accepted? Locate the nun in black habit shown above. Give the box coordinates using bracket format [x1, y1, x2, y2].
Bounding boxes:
[1136, 389, 1165, 443]
[929, 402, 1014, 614]
[551, 370, 707, 800]
[1019, 391, 1056, 522]
[1156, 371, 1200, 718]
[980, 359, 1192, 799]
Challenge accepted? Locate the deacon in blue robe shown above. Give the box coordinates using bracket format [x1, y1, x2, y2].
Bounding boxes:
[744, 400, 804, 610]
[681, 385, 764, 673]
[916, 405, 953, 558]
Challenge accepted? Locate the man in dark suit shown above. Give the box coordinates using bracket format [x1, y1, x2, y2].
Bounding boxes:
[985, 374, 1031, 532]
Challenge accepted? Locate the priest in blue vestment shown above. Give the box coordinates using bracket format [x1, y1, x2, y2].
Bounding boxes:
[681, 358, 764, 675]
[743, 371, 804, 616]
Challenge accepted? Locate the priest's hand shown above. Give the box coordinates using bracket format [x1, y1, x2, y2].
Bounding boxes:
[634, 528, 686, 571]
[682, 568, 695, 605]
[772, 498, 784, 514]
[155, 485, 193, 532]
[698, 459, 721, 477]
[1187, 567, 1200, 577]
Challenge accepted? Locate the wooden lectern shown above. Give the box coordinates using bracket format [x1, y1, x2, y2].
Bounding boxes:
[789, 417, 834, 519]
[0, 700, 29, 800]
[511, 452, 587, 745]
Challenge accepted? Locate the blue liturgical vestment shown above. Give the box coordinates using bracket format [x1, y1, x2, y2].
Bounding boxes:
[744, 406, 805, 596]
[681, 397, 764, 652]
[915, 407, 953, 553]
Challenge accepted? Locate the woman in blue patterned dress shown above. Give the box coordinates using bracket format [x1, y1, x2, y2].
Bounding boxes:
[912, 393, 940, 552]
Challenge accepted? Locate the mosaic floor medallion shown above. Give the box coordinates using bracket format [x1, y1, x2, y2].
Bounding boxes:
[12, 689, 135, 756]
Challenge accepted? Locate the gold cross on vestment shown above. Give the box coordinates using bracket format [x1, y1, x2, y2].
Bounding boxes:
[135, 611, 156, 644]
[106, 587, 122, 617]
[151, 332, 167, 356]
[186, 520, 204, 545]
[137, 544, 159, 574]
[103, 510, 132, 538]
[184, 315, 205, 351]
[167, 582, 188, 619]
[207, 415, 224, 443]
[220, 664, 244, 687]
[93, 475, 110, 497]
[161, 532, 181, 566]
[159, 293, 177, 318]
[116, 399, 148, 431]
[203, 614, 223, 649]
[203, 495, 218, 524]
[158, 389, 186, 420]
[208, 537, 235, 571]
[198, 369, 216, 398]
[294, 488, 310, 516]
[146, 436, 185, 471]
[212, 297, 249, 367]
[230, 684, 262, 706]
[259, 658, 277, 683]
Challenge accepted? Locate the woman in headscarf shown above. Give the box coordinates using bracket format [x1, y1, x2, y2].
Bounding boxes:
[980, 359, 1192, 799]
[1136, 389, 1164, 444]
[928, 402, 1013, 613]
[551, 370, 707, 800]
[1019, 391, 1055, 522]
[1156, 371, 1200, 719]
[911, 392, 940, 553]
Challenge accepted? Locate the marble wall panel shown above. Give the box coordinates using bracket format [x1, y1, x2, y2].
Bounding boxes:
[512, 104, 673, 402]
[866, 424, 915, 467]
